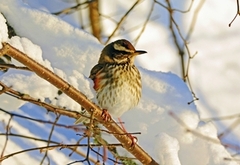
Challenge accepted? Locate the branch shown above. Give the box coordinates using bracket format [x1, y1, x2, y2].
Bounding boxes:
[0, 42, 159, 165]
[185, 0, 206, 41]
[89, 0, 101, 42]
[0, 108, 84, 132]
[0, 143, 121, 162]
[52, 0, 94, 15]
[40, 115, 60, 164]
[133, 1, 155, 45]
[104, 0, 141, 44]
[0, 116, 12, 158]
[0, 63, 30, 71]
[156, 0, 199, 104]
[229, 0, 240, 27]
[0, 133, 121, 164]
[169, 111, 240, 152]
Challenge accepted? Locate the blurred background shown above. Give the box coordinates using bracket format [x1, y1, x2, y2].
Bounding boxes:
[1, 0, 240, 164]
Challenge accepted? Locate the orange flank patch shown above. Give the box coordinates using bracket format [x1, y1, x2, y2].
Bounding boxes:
[93, 76, 100, 91]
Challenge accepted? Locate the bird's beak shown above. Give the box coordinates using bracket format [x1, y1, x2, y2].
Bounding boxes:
[134, 50, 147, 56]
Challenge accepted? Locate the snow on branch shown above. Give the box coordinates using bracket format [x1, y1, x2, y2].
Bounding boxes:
[0, 42, 159, 165]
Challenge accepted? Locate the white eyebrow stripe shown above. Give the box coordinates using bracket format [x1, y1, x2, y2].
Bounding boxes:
[113, 43, 135, 53]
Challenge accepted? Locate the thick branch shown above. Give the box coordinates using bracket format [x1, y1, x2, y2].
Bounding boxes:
[0, 42, 159, 165]
[89, 0, 101, 41]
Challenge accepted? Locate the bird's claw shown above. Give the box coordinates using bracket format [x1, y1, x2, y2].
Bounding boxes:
[127, 134, 138, 147]
[101, 109, 112, 121]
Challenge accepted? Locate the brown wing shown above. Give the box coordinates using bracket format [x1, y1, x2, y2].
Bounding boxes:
[90, 64, 104, 91]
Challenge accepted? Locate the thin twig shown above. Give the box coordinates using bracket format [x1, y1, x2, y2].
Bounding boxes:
[52, 0, 94, 15]
[185, 0, 206, 40]
[169, 111, 240, 152]
[133, 1, 155, 45]
[169, 111, 221, 144]
[0, 116, 12, 159]
[218, 118, 240, 139]
[154, 0, 194, 13]
[0, 63, 31, 71]
[0, 143, 121, 162]
[0, 108, 84, 132]
[162, 0, 198, 104]
[0, 81, 86, 121]
[202, 113, 240, 122]
[165, 0, 185, 79]
[76, 0, 85, 30]
[0, 132, 120, 164]
[40, 115, 61, 165]
[104, 0, 141, 44]
[90, 148, 123, 164]
[229, 0, 240, 27]
[68, 110, 96, 165]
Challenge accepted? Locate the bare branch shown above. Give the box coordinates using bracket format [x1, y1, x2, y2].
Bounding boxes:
[0, 133, 120, 164]
[40, 115, 60, 164]
[169, 111, 240, 153]
[155, 0, 199, 104]
[133, 1, 155, 45]
[185, 0, 206, 40]
[229, 0, 240, 27]
[0, 63, 31, 71]
[0, 143, 121, 162]
[104, 0, 141, 44]
[202, 113, 240, 121]
[218, 118, 240, 139]
[52, 0, 94, 15]
[0, 116, 12, 159]
[89, 0, 101, 42]
[155, 0, 194, 13]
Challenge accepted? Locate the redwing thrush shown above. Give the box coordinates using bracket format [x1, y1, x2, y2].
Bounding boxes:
[90, 39, 146, 120]
[75, 39, 146, 123]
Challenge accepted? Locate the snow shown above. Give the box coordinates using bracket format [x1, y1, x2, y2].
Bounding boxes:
[0, 0, 239, 164]
[8, 36, 53, 70]
[0, 14, 8, 48]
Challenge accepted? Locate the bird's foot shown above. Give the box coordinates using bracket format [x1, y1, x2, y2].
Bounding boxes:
[117, 117, 138, 147]
[127, 133, 138, 147]
[101, 109, 112, 121]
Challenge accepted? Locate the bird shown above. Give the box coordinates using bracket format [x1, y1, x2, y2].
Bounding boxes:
[75, 39, 146, 127]
[90, 39, 147, 121]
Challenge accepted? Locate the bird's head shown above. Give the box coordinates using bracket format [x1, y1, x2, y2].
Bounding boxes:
[98, 39, 147, 65]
